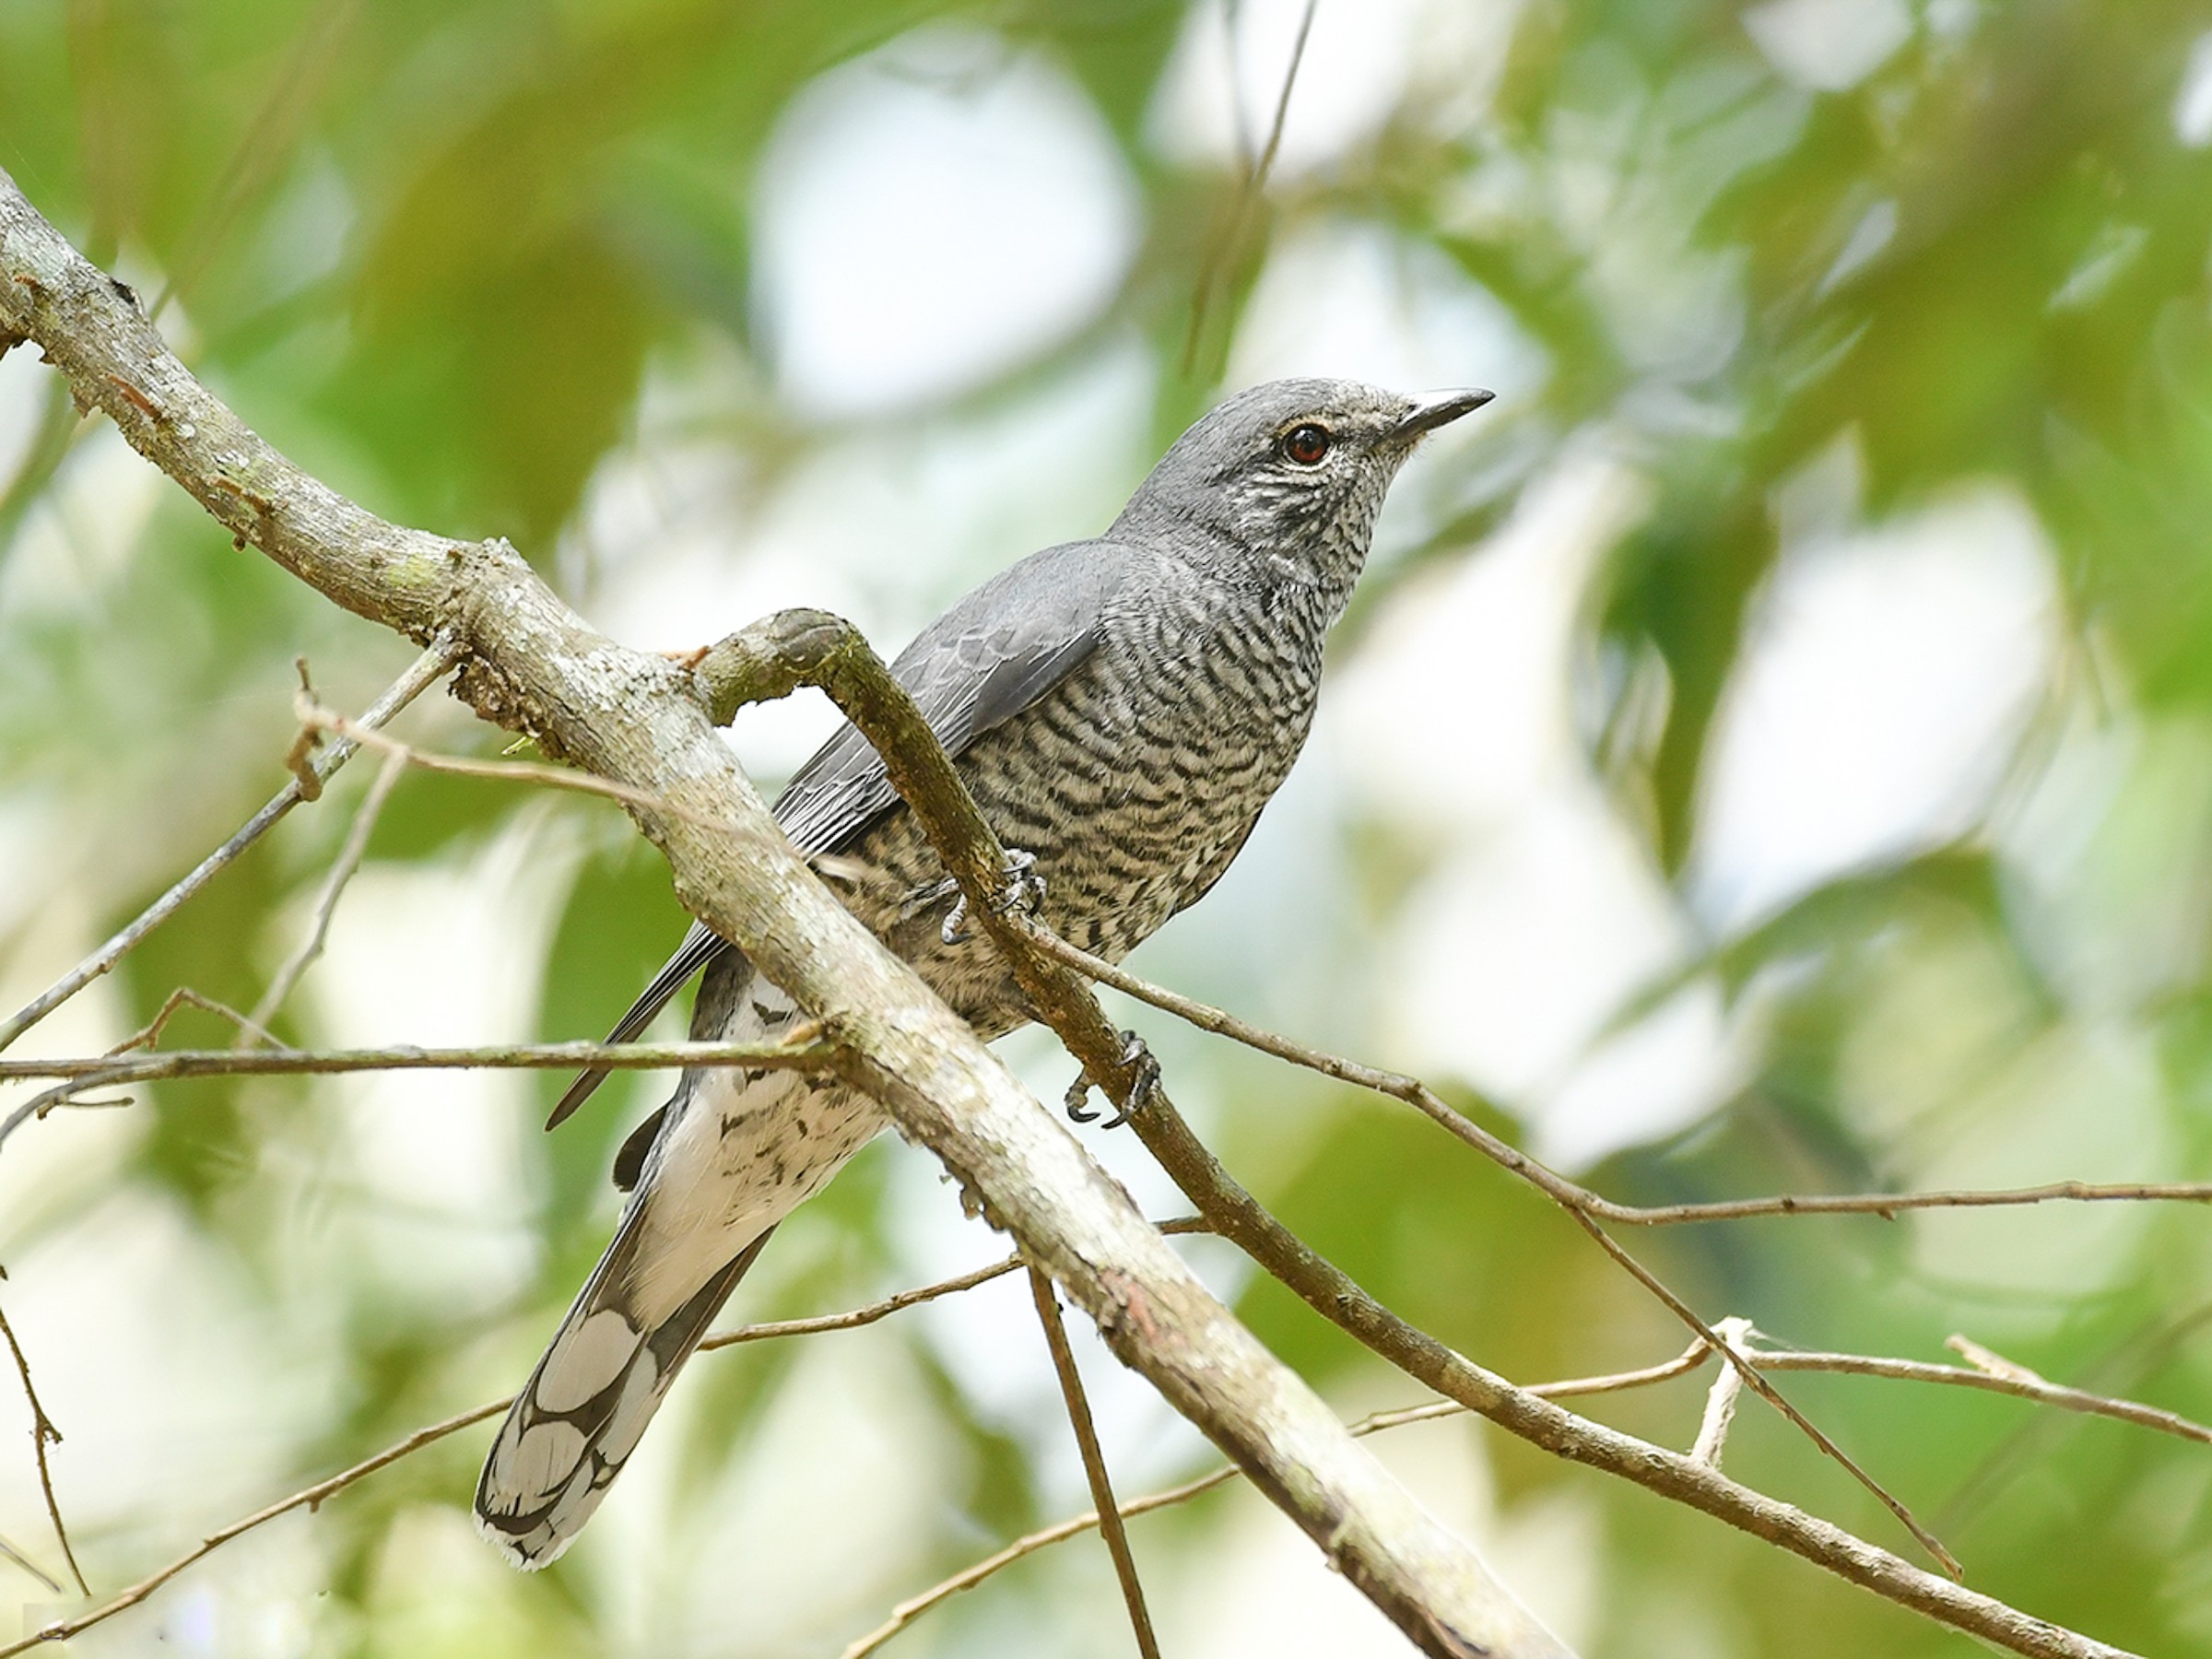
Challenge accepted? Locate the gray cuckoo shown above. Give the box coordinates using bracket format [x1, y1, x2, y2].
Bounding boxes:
[475, 376, 1492, 1566]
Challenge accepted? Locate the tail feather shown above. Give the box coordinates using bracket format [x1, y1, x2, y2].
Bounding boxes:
[475, 1217, 774, 1568]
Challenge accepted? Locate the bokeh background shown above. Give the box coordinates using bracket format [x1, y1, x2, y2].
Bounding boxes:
[4, 1, 2211, 1653]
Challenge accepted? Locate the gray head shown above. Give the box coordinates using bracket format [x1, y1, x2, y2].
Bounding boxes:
[1112, 377, 1492, 608]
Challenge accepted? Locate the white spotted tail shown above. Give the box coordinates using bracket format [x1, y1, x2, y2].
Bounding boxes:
[474, 1207, 772, 1568]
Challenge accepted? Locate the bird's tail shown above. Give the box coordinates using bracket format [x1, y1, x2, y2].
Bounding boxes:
[474, 1209, 774, 1569]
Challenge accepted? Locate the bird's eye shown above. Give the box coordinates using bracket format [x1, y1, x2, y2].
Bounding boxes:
[1279, 423, 1332, 466]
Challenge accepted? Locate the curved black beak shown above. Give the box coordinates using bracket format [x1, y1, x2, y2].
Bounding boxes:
[1393, 387, 1495, 441]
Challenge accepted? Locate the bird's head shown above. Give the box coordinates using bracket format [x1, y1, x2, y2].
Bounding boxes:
[1112, 377, 1493, 610]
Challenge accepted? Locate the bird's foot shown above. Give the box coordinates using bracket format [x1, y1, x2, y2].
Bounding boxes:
[1065, 1031, 1159, 1130]
[940, 848, 1046, 945]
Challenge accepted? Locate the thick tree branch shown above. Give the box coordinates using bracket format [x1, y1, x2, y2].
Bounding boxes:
[0, 168, 1563, 1659]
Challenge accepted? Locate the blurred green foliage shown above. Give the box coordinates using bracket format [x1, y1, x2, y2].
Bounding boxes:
[6, 1, 2212, 1655]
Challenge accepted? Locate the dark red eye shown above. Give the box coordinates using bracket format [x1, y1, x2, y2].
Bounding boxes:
[1280, 423, 1331, 465]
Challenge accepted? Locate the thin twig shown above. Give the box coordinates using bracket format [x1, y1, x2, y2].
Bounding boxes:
[0, 1228, 1208, 1659]
[1753, 1341, 2212, 1446]
[1181, 0, 1319, 373]
[0, 1036, 832, 1157]
[0, 1396, 513, 1658]
[1029, 1265, 1161, 1659]
[1030, 931, 2212, 1223]
[1691, 1317, 1754, 1466]
[0, 1035, 831, 1086]
[701, 1217, 1216, 1355]
[109, 986, 287, 1056]
[0, 1294, 88, 1595]
[293, 699, 780, 852]
[0, 1531, 62, 1594]
[0, 640, 458, 1054]
[147, 0, 359, 324]
[242, 746, 407, 1041]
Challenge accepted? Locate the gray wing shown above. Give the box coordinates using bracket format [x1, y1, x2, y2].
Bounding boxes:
[545, 538, 1135, 1130]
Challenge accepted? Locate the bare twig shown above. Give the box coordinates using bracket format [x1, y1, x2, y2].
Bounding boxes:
[1754, 1340, 2212, 1447]
[1614, 1179, 2212, 1222]
[0, 1035, 831, 1157]
[0, 1531, 63, 1595]
[0, 639, 458, 1054]
[292, 698, 786, 854]
[1028, 1265, 1161, 1659]
[841, 1469, 1221, 1659]
[108, 986, 288, 1055]
[242, 746, 407, 1041]
[0, 1035, 830, 1087]
[0, 1293, 88, 1596]
[1027, 931, 2212, 1223]
[1181, 0, 1319, 373]
[700, 1218, 1215, 1357]
[1690, 1317, 1754, 1466]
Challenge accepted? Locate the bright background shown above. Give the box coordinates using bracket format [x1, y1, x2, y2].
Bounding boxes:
[3, 2, 2211, 1654]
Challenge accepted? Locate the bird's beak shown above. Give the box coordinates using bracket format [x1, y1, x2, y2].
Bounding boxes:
[1393, 387, 1495, 441]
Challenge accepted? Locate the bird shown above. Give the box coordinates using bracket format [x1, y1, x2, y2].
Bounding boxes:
[474, 376, 1493, 1567]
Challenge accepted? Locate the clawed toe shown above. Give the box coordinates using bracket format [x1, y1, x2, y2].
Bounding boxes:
[991, 848, 1046, 918]
[1064, 1070, 1101, 1124]
[940, 849, 1045, 945]
[1065, 1031, 1158, 1130]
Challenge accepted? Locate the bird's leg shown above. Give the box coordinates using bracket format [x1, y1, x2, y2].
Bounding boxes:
[1065, 1031, 1159, 1130]
[940, 848, 1046, 945]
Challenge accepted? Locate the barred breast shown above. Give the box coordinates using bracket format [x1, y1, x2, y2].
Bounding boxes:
[824, 573, 1330, 1034]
